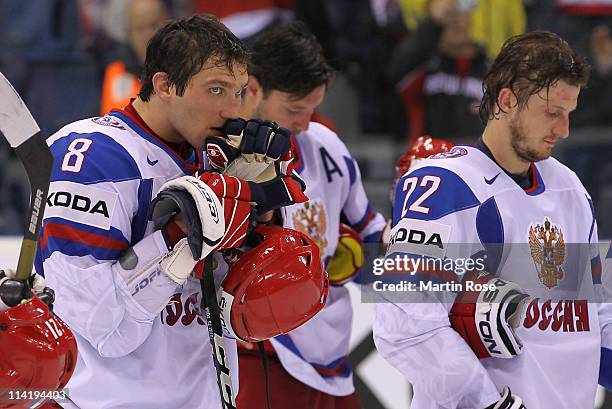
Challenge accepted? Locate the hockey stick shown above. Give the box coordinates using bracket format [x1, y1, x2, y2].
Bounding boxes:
[199, 257, 237, 409]
[0, 72, 53, 281]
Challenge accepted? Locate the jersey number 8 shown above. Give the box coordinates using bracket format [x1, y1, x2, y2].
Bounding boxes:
[61, 138, 93, 173]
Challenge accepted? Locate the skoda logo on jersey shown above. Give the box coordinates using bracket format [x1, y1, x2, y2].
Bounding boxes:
[45, 181, 118, 230]
[430, 146, 468, 159]
[387, 219, 451, 259]
[47, 191, 110, 218]
[389, 227, 444, 249]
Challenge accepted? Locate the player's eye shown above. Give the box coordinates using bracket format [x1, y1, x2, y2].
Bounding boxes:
[209, 87, 223, 95]
[546, 111, 561, 118]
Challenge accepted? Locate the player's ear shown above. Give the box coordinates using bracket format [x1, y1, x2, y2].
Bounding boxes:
[152, 72, 172, 99]
[247, 76, 262, 98]
[497, 88, 517, 114]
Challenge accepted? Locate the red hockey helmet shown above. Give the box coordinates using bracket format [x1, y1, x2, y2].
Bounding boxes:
[0, 296, 77, 407]
[391, 136, 455, 201]
[219, 224, 328, 342]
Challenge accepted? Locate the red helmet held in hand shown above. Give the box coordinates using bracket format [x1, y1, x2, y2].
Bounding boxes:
[391, 136, 455, 201]
[219, 224, 328, 342]
[0, 296, 77, 407]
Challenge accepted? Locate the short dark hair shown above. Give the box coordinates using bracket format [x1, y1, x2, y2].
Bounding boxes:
[478, 31, 590, 124]
[250, 21, 335, 99]
[139, 14, 249, 101]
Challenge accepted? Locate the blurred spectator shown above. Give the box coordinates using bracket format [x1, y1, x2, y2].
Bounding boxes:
[397, 0, 525, 58]
[100, 0, 168, 115]
[525, 0, 612, 127]
[387, 0, 489, 143]
[99, 0, 176, 45]
[0, 0, 103, 138]
[572, 23, 612, 127]
[192, 0, 295, 45]
[296, 0, 405, 135]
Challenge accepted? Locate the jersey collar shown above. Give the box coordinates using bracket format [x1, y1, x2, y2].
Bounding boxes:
[110, 101, 203, 175]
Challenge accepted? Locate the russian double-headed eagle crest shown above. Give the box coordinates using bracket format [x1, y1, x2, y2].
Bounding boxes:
[291, 201, 328, 251]
[528, 218, 565, 289]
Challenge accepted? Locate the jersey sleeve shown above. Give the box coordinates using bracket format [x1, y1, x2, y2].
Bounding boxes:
[373, 165, 501, 407]
[340, 155, 386, 243]
[35, 130, 177, 358]
[594, 190, 612, 389]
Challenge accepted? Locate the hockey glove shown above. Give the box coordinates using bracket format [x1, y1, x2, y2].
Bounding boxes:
[327, 224, 364, 285]
[450, 271, 530, 359]
[206, 118, 292, 181]
[197, 172, 257, 249]
[0, 269, 54, 310]
[485, 386, 526, 409]
[207, 118, 308, 211]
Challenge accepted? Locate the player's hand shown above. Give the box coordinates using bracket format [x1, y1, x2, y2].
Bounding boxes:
[450, 271, 530, 359]
[327, 224, 364, 285]
[197, 172, 257, 250]
[0, 269, 54, 310]
[485, 386, 526, 409]
[149, 174, 256, 284]
[207, 119, 308, 211]
[206, 118, 292, 180]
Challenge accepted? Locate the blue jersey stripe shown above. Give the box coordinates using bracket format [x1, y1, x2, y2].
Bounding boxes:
[49, 131, 141, 184]
[344, 156, 357, 186]
[131, 179, 154, 245]
[476, 197, 504, 273]
[600, 347, 612, 390]
[393, 166, 480, 224]
[274, 335, 352, 378]
[37, 217, 129, 265]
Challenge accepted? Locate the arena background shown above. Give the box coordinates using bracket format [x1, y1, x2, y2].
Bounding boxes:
[3, 1, 612, 407]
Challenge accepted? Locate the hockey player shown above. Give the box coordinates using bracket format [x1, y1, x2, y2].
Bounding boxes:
[374, 31, 610, 408]
[215, 22, 386, 408]
[34, 15, 306, 409]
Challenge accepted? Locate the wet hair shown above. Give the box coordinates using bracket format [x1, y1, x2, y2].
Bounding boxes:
[478, 31, 590, 123]
[249, 21, 335, 99]
[138, 14, 249, 101]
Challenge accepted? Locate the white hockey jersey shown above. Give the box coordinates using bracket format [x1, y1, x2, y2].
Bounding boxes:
[373, 145, 611, 409]
[270, 122, 386, 396]
[35, 109, 238, 409]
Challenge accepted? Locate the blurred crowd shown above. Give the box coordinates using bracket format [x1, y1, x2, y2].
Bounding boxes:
[1, 0, 612, 235]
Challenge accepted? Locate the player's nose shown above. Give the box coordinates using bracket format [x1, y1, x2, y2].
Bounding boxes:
[553, 115, 570, 139]
[219, 97, 242, 120]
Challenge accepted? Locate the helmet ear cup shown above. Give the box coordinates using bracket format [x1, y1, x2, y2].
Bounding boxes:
[0, 297, 77, 404]
[219, 225, 328, 342]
